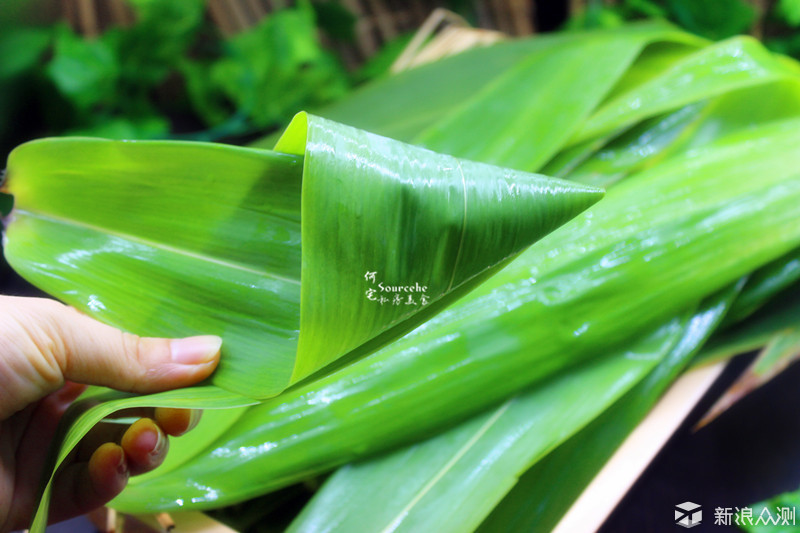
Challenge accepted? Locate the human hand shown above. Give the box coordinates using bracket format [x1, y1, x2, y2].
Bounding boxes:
[0, 295, 221, 531]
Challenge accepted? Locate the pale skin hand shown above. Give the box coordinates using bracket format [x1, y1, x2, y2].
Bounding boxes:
[0, 295, 222, 532]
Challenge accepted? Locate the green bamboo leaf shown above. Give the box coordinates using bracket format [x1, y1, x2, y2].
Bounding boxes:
[4, 114, 602, 532]
[699, 286, 800, 366]
[115, 28, 800, 526]
[548, 102, 709, 186]
[247, 21, 701, 153]
[691, 253, 800, 425]
[570, 36, 800, 146]
[8, 22, 800, 530]
[112, 115, 800, 512]
[601, 39, 704, 99]
[476, 282, 741, 532]
[291, 281, 738, 533]
[556, 76, 800, 188]
[410, 33, 651, 171]
[285, 303, 712, 533]
[752, 328, 800, 375]
[723, 247, 800, 326]
[536, 37, 733, 180]
[4, 114, 602, 396]
[275, 112, 603, 382]
[5, 139, 305, 397]
[541, 42, 800, 181]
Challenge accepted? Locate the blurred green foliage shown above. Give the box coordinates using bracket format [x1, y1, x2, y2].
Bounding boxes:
[566, 0, 800, 60]
[566, 0, 756, 38]
[183, 6, 348, 133]
[0, 0, 350, 146]
[777, 0, 800, 27]
[6, 0, 800, 151]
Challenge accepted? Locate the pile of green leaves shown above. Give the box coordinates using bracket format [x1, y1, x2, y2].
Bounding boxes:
[0, 0, 349, 143]
[4, 19, 800, 532]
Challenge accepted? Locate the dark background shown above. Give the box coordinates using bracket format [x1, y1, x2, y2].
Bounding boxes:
[600, 354, 800, 532]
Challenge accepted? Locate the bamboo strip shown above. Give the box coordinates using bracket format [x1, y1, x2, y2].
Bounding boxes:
[155, 513, 175, 532]
[366, 0, 399, 40]
[108, 0, 134, 27]
[407, 26, 504, 68]
[245, 0, 267, 20]
[227, 0, 253, 33]
[62, 0, 77, 29]
[77, 0, 98, 38]
[390, 8, 469, 73]
[491, 0, 512, 34]
[570, 0, 585, 15]
[342, 0, 380, 57]
[208, 0, 238, 37]
[134, 512, 238, 533]
[553, 362, 728, 533]
[751, 0, 768, 39]
[509, 0, 534, 35]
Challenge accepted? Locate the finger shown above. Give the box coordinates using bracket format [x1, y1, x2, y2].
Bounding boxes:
[2, 296, 221, 401]
[105, 407, 156, 420]
[105, 406, 199, 430]
[49, 443, 128, 525]
[76, 408, 198, 461]
[76, 421, 129, 462]
[5, 383, 88, 530]
[120, 418, 168, 476]
[15, 382, 85, 450]
[155, 408, 201, 437]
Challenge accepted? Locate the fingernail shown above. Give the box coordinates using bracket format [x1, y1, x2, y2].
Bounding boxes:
[187, 409, 202, 433]
[148, 426, 167, 458]
[170, 335, 222, 365]
[114, 446, 128, 476]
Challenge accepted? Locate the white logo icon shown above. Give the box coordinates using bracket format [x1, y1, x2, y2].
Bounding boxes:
[675, 502, 702, 528]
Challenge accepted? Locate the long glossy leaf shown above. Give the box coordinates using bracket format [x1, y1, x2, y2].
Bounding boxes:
[6, 141, 305, 397]
[569, 36, 800, 145]
[252, 21, 703, 149]
[476, 283, 741, 532]
[696, 326, 800, 429]
[119, 29, 800, 525]
[274, 113, 602, 381]
[286, 301, 715, 533]
[551, 76, 800, 188]
[723, 247, 800, 326]
[293, 281, 737, 533]
[4, 115, 600, 397]
[410, 33, 650, 171]
[3, 114, 602, 532]
[699, 285, 800, 366]
[112, 115, 800, 512]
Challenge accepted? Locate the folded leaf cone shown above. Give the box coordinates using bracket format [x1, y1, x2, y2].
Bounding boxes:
[2, 113, 603, 398]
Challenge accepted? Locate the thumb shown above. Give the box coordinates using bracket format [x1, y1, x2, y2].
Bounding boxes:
[0, 296, 221, 420]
